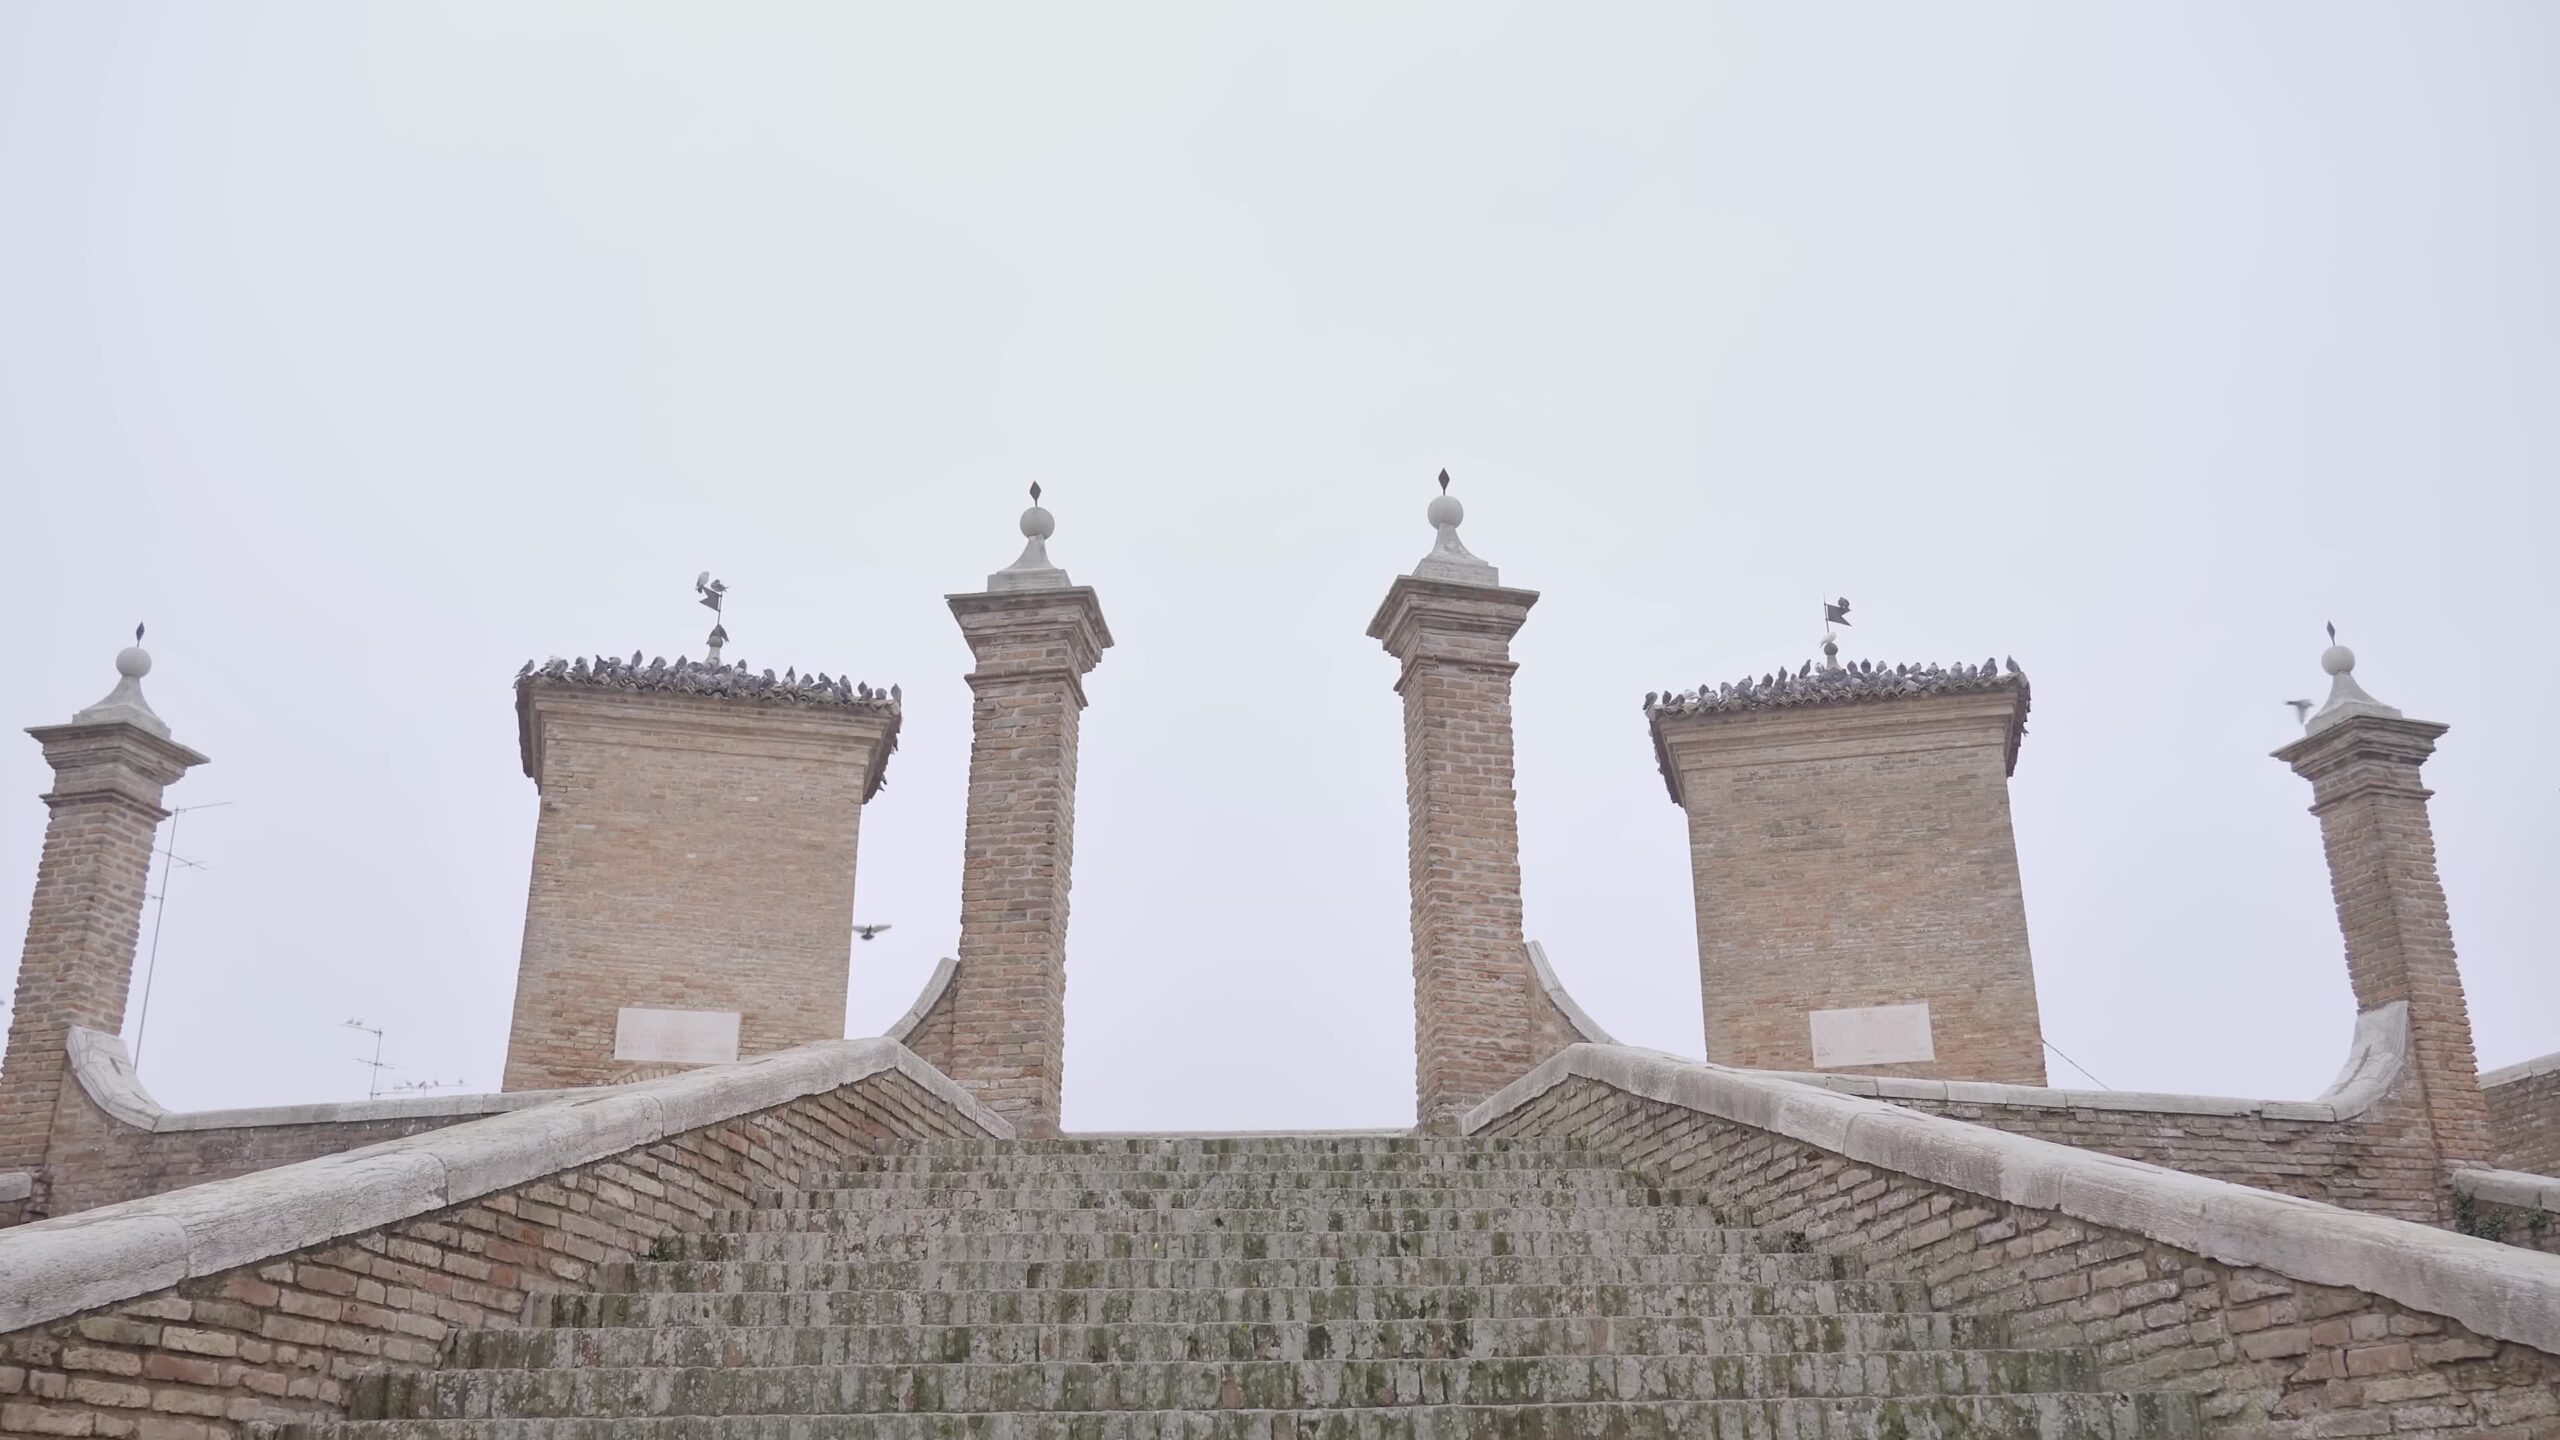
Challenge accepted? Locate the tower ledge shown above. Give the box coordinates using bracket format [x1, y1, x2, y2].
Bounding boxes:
[1646, 660, 2030, 798]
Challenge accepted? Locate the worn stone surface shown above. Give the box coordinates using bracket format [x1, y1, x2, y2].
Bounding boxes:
[1371, 577, 1543, 1134]
[1478, 1062, 2560, 1438]
[501, 682, 898, 1091]
[197, 1135, 2211, 1440]
[1650, 681, 2047, 1085]
[1, 719, 206, 1222]
[0, 1061, 994, 1437]
[942, 587, 1111, 1139]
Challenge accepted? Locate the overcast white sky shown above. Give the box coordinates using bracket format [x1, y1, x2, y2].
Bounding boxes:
[3, 4, 2554, 1132]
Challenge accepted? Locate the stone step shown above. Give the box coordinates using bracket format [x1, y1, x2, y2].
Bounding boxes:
[541, 1279, 1941, 1331]
[354, 1350, 2108, 1420]
[752, 1185, 1718, 1214]
[882, 1138, 1590, 1158]
[277, 1391, 2207, 1440]
[666, 1228, 1779, 1265]
[825, 1153, 1635, 1178]
[706, 1206, 1769, 1241]
[598, 1252, 1853, 1295]
[457, 1311, 2017, 1369]
[804, 1167, 1657, 1191]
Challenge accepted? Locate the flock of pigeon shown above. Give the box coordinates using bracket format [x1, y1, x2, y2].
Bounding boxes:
[1644, 656, 2028, 717]
[515, 653, 903, 710]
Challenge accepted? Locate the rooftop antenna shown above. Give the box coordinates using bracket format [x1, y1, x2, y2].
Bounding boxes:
[130, 797, 234, 1068]
[343, 1018, 392, 1100]
[1820, 597, 1851, 671]
[695, 572, 729, 664]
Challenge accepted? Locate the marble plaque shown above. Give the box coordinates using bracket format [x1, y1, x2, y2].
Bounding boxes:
[614, 1006, 741, 1065]
[1808, 1002, 1935, 1068]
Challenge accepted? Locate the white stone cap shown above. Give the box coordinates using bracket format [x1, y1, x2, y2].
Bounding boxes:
[68, 627, 171, 739]
[2482, 1049, 2560, 1091]
[1411, 469, 1499, 585]
[2304, 631, 2403, 734]
[988, 483, 1073, 592]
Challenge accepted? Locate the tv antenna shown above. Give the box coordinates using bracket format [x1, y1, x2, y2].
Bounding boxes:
[130, 800, 234, 1068]
[343, 1018, 394, 1099]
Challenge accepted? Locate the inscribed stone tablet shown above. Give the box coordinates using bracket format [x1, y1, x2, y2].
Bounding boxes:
[1808, 1003, 1935, 1068]
[614, 1007, 741, 1065]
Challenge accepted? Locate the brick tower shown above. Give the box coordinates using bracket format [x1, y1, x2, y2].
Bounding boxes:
[1369, 473, 1543, 1133]
[1647, 652, 2046, 1083]
[936, 488, 1111, 1138]
[501, 646, 901, 1091]
[0, 635, 207, 1217]
[2275, 636, 2492, 1196]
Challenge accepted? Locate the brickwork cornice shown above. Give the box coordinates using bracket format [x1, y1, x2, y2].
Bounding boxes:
[516, 685, 900, 800]
[947, 587, 1113, 671]
[2274, 713, 2449, 809]
[1650, 685, 2030, 805]
[1366, 576, 1539, 679]
[25, 722, 208, 809]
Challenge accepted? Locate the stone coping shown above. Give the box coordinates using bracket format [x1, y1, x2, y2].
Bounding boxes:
[518, 655, 903, 712]
[2457, 1168, 2560, 1215]
[1750, 1001, 2409, 1123]
[882, 957, 959, 1048]
[2483, 1049, 2560, 1091]
[1465, 1041, 2560, 1358]
[0, 1036, 1009, 1335]
[68, 1028, 582, 1133]
[1526, 941, 1618, 1047]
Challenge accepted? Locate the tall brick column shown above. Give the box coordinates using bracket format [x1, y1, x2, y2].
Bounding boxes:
[1368, 475, 1542, 1133]
[2276, 640, 2493, 1183]
[942, 489, 1111, 1138]
[0, 638, 206, 1213]
[1647, 658, 2046, 1084]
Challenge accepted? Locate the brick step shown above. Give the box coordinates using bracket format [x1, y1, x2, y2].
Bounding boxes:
[597, 1252, 1853, 1295]
[751, 1185, 1717, 1214]
[351, 1350, 2108, 1420]
[879, 1138, 1591, 1158]
[273, 1391, 2207, 1440]
[541, 1278, 1941, 1330]
[707, 1206, 1766, 1240]
[826, 1153, 1632, 1178]
[666, 1228, 1780, 1265]
[457, 1311, 2017, 1369]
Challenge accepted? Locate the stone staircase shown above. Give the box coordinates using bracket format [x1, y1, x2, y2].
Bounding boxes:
[278, 1136, 2204, 1439]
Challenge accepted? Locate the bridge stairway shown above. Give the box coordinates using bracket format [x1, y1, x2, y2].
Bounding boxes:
[274, 1135, 2203, 1439]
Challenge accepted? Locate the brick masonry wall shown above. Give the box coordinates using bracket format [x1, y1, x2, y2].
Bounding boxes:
[0, 1067, 983, 1439]
[502, 688, 893, 1092]
[1882, 1087, 2444, 1224]
[2489, 1066, 2560, 1178]
[1484, 1074, 2560, 1438]
[1656, 689, 2048, 1085]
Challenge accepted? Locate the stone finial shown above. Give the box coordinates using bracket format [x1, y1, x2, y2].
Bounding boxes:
[2303, 624, 2404, 734]
[68, 625, 170, 739]
[989, 483, 1073, 592]
[1412, 469, 1499, 586]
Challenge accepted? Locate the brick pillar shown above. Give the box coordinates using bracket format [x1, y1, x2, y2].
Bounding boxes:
[1368, 476, 1542, 1133]
[2276, 641, 2492, 1186]
[941, 490, 1112, 1138]
[1648, 662, 2045, 1084]
[502, 658, 900, 1091]
[0, 642, 205, 1208]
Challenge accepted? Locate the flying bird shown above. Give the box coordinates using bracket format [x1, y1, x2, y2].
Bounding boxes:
[854, 924, 893, 942]
[2286, 699, 2314, 726]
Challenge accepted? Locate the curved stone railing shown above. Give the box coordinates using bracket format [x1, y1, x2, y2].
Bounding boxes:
[1525, 940, 1618, 1049]
[67, 1028, 576, 1133]
[1, 1035, 1007, 1336]
[884, 956, 960, 1048]
[1468, 1044, 2560, 1364]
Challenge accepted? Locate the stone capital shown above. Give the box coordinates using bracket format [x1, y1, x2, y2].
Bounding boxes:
[25, 721, 209, 813]
[515, 687, 900, 801]
[1367, 576, 1539, 680]
[2275, 712, 2448, 801]
[1651, 687, 2028, 807]
[948, 587, 1112, 671]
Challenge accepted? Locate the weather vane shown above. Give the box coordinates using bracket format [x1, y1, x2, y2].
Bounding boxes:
[1821, 597, 1851, 669]
[695, 572, 729, 664]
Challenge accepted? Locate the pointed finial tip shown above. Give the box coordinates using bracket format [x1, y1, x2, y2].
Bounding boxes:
[135, 622, 146, 645]
[2326, 620, 2337, 643]
[1437, 468, 1451, 492]
[1029, 482, 1042, 503]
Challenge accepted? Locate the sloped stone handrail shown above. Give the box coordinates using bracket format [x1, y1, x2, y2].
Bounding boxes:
[1525, 940, 1618, 1047]
[1465, 1041, 2560, 1357]
[0, 1036, 1009, 1334]
[1751, 999, 2409, 1122]
[2457, 1167, 2560, 1215]
[67, 1027, 581, 1133]
[883, 956, 960, 1048]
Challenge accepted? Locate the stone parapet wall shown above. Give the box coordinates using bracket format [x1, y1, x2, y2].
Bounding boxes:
[0, 1039, 1003, 1439]
[2456, 1170, 2560, 1258]
[1469, 1045, 2560, 1438]
[2487, 1053, 2560, 1177]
